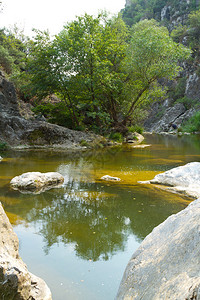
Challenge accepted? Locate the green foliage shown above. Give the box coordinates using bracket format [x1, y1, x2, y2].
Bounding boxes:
[182, 111, 200, 133]
[32, 102, 75, 128]
[168, 77, 187, 101]
[25, 13, 130, 129]
[0, 8, 190, 134]
[108, 132, 123, 142]
[0, 45, 14, 74]
[80, 140, 89, 147]
[170, 25, 188, 43]
[0, 142, 8, 151]
[23, 16, 190, 132]
[174, 77, 187, 100]
[174, 96, 196, 110]
[171, 10, 200, 56]
[128, 125, 143, 134]
[0, 28, 27, 74]
[187, 9, 200, 51]
[121, 0, 199, 27]
[121, 0, 166, 26]
[123, 19, 191, 124]
[0, 27, 30, 98]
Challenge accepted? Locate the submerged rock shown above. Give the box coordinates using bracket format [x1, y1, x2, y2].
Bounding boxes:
[116, 197, 200, 300]
[148, 162, 200, 198]
[101, 175, 121, 181]
[10, 171, 64, 193]
[0, 202, 52, 299]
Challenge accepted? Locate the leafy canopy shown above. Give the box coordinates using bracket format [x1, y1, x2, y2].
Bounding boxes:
[24, 15, 190, 132]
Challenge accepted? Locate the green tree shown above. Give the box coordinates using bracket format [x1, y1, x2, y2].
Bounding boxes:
[25, 13, 129, 130]
[25, 16, 190, 133]
[0, 27, 29, 96]
[0, 45, 14, 74]
[120, 19, 191, 127]
[171, 9, 200, 56]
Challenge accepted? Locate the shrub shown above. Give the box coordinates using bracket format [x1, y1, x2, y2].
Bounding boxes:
[182, 111, 200, 133]
[0, 45, 14, 74]
[32, 102, 75, 128]
[80, 140, 89, 147]
[108, 132, 123, 143]
[0, 142, 8, 151]
[128, 125, 144, 134]
[175, 96, 196, 110]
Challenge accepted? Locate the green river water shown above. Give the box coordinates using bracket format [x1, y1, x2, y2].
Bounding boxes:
[0, 133, 200, 300]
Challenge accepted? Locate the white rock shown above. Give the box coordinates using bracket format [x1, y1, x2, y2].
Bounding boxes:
[10, 172, 64, 193]
[0, 156, 2, 161]
[149, 162, 200, 198]
[132, 144, 151, 148]
[101, 175, 121, 181]
[116, 198, 200, 300]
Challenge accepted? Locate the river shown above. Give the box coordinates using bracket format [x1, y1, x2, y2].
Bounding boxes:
[0, 133, 199, 300]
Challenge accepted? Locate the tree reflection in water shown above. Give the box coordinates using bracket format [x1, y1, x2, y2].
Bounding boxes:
[26, 180, 130, 260]
[0, 140, 191, 263]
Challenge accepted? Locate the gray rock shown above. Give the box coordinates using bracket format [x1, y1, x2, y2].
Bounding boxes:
[101, 175, 121, 181]
[10, 171, 64, 194]
[161, 5, 171, 21]
[0, 202, 52, 299]
[116, 197, 200, 300]
[185, 72, 200, 100]
[149, 162, 200, 198]
[125, 132, 144, 144]
[174, 107, 196, 127]
[0, 71, 103, 149]
[150, 103, 186, 133]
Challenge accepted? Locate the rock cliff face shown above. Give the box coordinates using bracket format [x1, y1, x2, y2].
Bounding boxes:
[0, 202, 52, 299]
[0, 71, 102, 148]
[124, 1, 200, 133]
[116, 197, 200, 300]
[144, 72, 200, 133]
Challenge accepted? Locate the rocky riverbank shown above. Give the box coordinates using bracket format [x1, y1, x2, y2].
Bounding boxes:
[0, 71, 105, 150]
[0, 202, 52, 299]
[116, 197, 200, 300]
[140, 162, 200, 198]
[117, 162, 200, 299]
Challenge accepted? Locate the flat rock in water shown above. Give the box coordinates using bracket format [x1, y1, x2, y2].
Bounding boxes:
[101, 175, 121, 181]
[10, 171, 64, 193]
[139, 162, 200, 198]
[116, 198, 200, 300]
[132, 144, 151, 148]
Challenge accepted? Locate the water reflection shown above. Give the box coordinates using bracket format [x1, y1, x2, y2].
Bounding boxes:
[0, 134, 198, 300]
[1, 177, 190, 261]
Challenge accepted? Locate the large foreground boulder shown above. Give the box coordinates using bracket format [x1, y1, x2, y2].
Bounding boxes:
[10, 172, 64, 193]
[147, 162, 200, 198]
[0, 202, 52, 299]
[116, 198, 200, 300]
